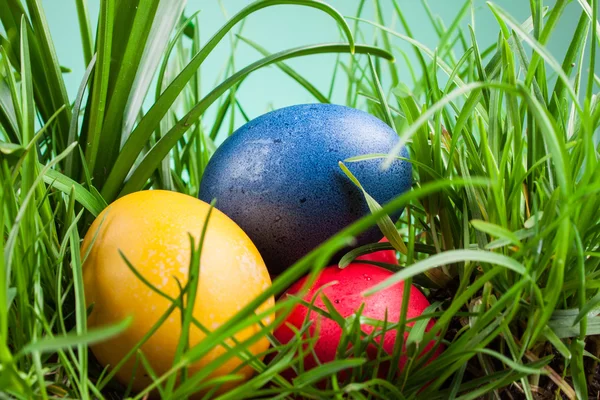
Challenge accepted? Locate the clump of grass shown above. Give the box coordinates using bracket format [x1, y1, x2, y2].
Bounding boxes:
[0, 0, 599, 399]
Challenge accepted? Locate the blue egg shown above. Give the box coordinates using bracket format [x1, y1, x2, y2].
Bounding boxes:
[199, 104, 411, 274]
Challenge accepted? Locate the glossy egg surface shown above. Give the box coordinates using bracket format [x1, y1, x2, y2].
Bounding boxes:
[274, 264, 440, 377]
[81, 190, 274, 393]
[199, 104, 412, 273]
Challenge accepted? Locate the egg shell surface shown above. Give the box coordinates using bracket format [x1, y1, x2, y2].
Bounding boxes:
[81, 190, 274, 394]
[355, 237, 398, 265]
[199, 103, 412, 274]
[273, 264, 441, 379]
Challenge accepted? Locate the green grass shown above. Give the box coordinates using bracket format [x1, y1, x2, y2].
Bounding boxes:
[1, 0, 599, 398]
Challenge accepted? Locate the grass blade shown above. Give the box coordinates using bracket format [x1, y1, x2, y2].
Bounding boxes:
[121, 0, 187, 144]
[364, 250, 529, 296]
[17, 317, 132, 356]
[237, 35, 329, 103]
[75, 0, 93, 66]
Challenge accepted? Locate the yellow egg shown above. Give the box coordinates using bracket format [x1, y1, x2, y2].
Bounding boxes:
[81, 190, 274, 395]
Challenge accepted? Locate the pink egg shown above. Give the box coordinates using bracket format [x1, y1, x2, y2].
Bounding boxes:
[274, 263, 442, 382]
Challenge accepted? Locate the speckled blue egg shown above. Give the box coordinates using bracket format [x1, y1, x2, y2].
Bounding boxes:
[199, 104, 411, 274]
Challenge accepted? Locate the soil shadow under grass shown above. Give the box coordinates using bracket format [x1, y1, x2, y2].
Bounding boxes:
[428, 281, 600, 400]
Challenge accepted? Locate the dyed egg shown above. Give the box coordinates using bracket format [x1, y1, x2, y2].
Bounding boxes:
[355, 237, 398, 265]
[199, 103, 412, 274]
[81, 190, 274, 394]
[273, 264, 441, 380]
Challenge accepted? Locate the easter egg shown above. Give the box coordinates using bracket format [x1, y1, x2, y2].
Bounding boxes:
[199, 103, 412, 274]
[81, 190, 274, 394]
[273, 264, 441, 381]
[355, 237, 398, 265]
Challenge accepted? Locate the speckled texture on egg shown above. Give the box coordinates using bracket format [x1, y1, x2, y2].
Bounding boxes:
[199, 103, 412, 274]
